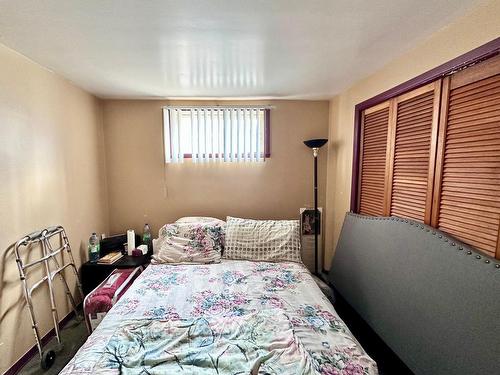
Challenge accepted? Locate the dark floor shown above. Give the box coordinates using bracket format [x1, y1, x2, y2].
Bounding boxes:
[19, 317, 87, 375]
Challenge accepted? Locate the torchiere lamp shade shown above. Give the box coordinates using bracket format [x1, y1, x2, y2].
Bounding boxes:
[304, 139, 328, 149]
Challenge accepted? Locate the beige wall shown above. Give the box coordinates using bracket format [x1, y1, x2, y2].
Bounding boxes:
[324, 0, 500, 268]
[0, 44, 108, 372]
[102, 100, 329, 268]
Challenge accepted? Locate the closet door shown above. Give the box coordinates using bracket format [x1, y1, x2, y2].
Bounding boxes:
[432, 55, 500, 258]
[358, 101, 391, 216]
[387, 82, 441, 223]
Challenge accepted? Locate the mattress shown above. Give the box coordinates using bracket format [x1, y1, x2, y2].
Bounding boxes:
[61, 260, 377, 374]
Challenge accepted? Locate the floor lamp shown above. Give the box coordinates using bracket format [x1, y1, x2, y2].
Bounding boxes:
[303, 138, 328, 275]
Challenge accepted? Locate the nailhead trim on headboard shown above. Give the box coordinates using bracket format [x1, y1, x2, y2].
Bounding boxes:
[347, 213, 500, 269]
[333, 210, 500, 374]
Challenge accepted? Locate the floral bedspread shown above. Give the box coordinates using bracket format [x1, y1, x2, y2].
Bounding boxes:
[61, 260, 378, 374]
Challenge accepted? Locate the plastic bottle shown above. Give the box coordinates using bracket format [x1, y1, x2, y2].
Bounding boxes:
[142, 224, 152, 256]
[88, 233, 100, 263]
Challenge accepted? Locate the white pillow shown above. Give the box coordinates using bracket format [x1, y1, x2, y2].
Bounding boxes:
[175, 216, 226, 250]
[223, 216, 302, 262]
[176, 216, 224, 224]
[152, 221, 224, 264]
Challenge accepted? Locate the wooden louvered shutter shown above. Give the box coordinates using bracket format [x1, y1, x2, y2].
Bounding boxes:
[432, 55, 500, 258]
[358, 102, 391, 216]
[386, 82, 441, 223]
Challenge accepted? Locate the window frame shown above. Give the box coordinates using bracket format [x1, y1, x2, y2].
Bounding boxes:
[163, 107, 271, 161]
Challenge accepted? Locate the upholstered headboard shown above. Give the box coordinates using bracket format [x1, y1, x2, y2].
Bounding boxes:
[329, 213, 500, 375]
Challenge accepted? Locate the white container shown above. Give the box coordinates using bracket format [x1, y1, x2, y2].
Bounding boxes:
[137, 244, 148, 254]
[127, 229, 135, 255]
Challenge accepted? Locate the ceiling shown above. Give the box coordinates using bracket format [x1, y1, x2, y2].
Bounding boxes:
[0, 0, 483, 99]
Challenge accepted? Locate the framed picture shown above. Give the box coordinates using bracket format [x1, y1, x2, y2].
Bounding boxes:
[301, 208, 321, 235]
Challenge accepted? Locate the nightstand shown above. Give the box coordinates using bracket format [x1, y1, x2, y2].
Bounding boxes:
[80, 255, 150, 295]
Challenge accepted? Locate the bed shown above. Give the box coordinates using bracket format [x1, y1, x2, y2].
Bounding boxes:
[61, 259, 378, 374]
[329, 213, 500, 375]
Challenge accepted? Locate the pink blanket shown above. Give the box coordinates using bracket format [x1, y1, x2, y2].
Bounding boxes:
[84, 268, 139, 316]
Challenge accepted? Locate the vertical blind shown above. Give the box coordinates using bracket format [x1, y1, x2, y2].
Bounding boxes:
[163, 106, 267, 163]
[356, 54, 500, 259]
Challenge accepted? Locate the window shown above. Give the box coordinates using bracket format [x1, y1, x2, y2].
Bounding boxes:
[163, 106, 270, 163]
[354, 53, 500, 259]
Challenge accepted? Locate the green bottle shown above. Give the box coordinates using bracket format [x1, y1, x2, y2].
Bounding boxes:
[88, 233, 100, 262]
[142, 224, 152, 256]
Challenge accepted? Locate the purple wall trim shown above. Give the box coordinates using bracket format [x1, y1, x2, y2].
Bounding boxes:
[264, 108, 271, 158]
[350, 109, 362, 213]
[4, 307, 81, 375]
[350, 36, 500, 212]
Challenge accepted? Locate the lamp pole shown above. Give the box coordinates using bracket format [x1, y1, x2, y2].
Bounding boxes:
[313, 147, 319, 275]
[303, 138, 327, 276]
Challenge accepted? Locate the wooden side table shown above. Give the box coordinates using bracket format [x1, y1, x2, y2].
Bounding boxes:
[80, 255, 150, 295]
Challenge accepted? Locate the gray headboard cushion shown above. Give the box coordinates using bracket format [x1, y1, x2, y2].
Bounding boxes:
[329, 213, 500, 375]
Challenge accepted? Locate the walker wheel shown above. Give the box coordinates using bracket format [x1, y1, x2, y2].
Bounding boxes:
[41, 350, 56, 370]
[74, 314, 84, 322]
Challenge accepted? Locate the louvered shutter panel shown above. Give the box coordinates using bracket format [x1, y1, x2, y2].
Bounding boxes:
[358, 102, 390, 216]
[433, 55, 500, 258]
[388, 82, 440, 223]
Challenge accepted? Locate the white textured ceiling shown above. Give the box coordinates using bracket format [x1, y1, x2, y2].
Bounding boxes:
[0, 0, 483, 99]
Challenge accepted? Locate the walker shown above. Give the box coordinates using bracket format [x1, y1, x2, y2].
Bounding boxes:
[14, 226, 84, 369]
